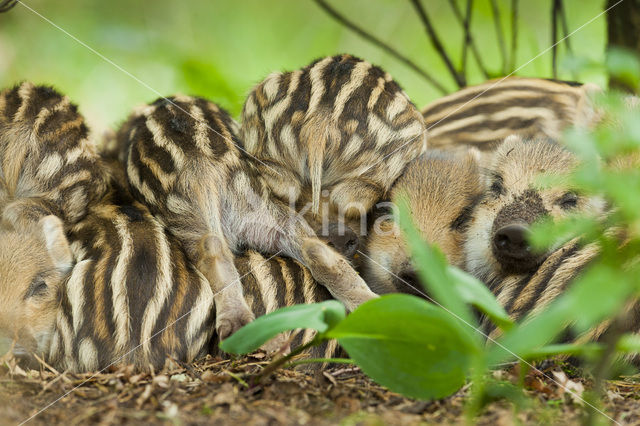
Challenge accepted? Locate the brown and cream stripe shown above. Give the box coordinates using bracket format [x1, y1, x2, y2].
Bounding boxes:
[422, 77, 600, 152]
[117, 92, 377, 341]
[0, 82, 108, 226]
[241, 54, 427, 231]
[45, 205, 338, 370]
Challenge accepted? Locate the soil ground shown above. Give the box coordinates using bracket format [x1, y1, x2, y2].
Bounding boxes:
[2, 354, 640, 425]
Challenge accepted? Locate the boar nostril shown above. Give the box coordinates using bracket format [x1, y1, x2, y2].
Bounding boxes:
[495, 233, 509, 249]
[493, 223, 530, 259]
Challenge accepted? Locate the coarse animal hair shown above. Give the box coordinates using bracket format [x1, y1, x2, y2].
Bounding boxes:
[117, 94, 377, 340]
[241, 54, 427, 246]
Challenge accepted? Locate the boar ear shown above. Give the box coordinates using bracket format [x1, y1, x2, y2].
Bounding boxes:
[464, 148, 485, 168]
[502, 134, 522, 147]
[493, 134, 524, 163]
[466, 147, 482, 163]
[39, 215, 73, 273]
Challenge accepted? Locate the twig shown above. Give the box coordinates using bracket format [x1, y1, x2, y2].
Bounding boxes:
[286, 358, 354, 367]
[32, 352, 61, 376]
[448, 0, 490, 79]
[460, 0, 472, 80]
[509, 0, 519, 72]
[0, 0, 17, 13]
[312, 0, 448, 94]
[552, 0, 560, 78]
[251, 338, 319, 385]
[489, 0, 508, 75]
[586, 317, 625, 426]
[37, 373, 68, 397]
[558, 0, 572, 54]
[409, 0, 466, 88]
[558, 0, 577, 80]
[226, 370, 249, 388]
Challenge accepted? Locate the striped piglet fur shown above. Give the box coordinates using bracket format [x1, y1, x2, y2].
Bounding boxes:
[421, 77, 600, 153]
[0, 85, 337, 372]
[117, 92, 377, 341]
[0, 170, 337, 372]
[0, 82, 108, 227]
[241, 54, 427, 241]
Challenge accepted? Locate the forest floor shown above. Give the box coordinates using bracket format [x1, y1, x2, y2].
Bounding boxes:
[2, 354, 640, 425]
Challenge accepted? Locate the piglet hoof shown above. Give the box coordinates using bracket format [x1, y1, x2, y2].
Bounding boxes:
[259, 332, 292, 355]
[216, 306, 255, 340]
[342, 290, 378, 312]
[301, 238, 338, 269]
[301, 238, 379, 312]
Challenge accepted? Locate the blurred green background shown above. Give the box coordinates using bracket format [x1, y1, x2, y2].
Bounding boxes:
[0, 0, 607, 136]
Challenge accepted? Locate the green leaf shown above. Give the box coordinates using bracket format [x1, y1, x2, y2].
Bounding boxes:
[567, 263, 635, 332]
[479, 380, 529, 411]
[396, 197, 475, 330]
[616, 334, 640, 354]
[487, 298, 572, 366]
[327, 294, 476, 400]
[521, 342, 603, 360]
[447, 266, 514, 331]
[219, 301, 345, 354]
[528, 216, 599, 251]
[606, 48, 640, 91]
[487, 262, 636, 366]
[396, 196, 510, 334]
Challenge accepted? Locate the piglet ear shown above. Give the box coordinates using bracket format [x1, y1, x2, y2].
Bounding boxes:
[466, 147, 481, 163]
[464, 147, 485, 168]
[502, 134, 523, 146]
[39, 215, 73, 273]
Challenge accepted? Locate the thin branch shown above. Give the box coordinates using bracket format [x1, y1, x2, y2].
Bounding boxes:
[558, 0, 573, 54]
[559, 0, 578, 80]
[252, 338, 318, 385]
[489, 0, 508, 75]
[552, 0, 560, 78]
[509, 0, 519, 72]
[312, 0, 448, 94]
[0, 0, 18, 13]
[586, 317, 625, 426]
[286, 358, 355, 367]
[448, 0, 489, 80]
[409, 0, 466, 88]
[460, 0, 472, 80]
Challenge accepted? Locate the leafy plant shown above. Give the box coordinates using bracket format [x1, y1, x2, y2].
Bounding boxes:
[221, 193, 523, 400]
[221, 49, 640, 423]
[222, 293, 479, 399]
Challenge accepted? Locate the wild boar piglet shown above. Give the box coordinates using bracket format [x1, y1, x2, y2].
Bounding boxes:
[464, 135, 606, 284]
[241, 54, 427, 256]
[117, 94, 378, 339]
[361, 150, 483, 294]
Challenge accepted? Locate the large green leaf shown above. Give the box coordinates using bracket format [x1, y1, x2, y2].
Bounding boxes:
[606, 47, 640, 91]
[447, 266, 513, 331]
[521, 342, 602, 360]
[219, 300, 345, 354]
[397, 197, 510, 335]
[396, 197, 476, 331]
[617, 334, 640, 354]
[327, 294, 476, 400]
[487, 262, 637, 366]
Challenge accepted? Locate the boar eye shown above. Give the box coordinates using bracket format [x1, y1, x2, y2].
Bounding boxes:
[451, 207, 472, 232]
[25, 278, 48, 299]
[489, 174, 504, 197]
[558, 192, 578, 210]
